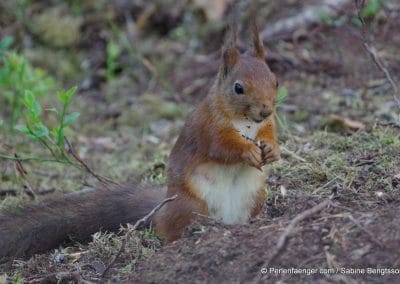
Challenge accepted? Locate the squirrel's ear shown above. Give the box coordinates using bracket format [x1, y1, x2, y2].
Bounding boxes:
[251, 21, 265, 60]
[220, 24, 239, 77]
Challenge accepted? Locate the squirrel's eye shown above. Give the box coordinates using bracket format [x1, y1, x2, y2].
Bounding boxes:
[234, 82, 244, 95]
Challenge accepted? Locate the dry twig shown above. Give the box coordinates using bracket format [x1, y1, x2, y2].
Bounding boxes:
[13, 153, 36, 198]
[0, 188, 55, 197]
[0, 189, 17, 196]
[261, 199, 331, 269]
[280, 145, 306, 162]
[354, 0, 400, 125]
[101, 194, 178, 278]
[260, 0, 351, 42]
[65, 138, 120, 186]
[348, 214, 386, 249]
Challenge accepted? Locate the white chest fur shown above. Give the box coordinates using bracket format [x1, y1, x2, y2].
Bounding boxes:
[232, 119, 263, 140]
[189, 163, 265, 224]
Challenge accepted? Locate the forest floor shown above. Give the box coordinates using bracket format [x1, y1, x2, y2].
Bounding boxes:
[1, 0, 400, 283]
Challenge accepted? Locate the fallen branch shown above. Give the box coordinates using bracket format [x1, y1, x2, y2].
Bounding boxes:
[261, 199, 331, 269]
[376, 121, 400, 129]
[354, 0, 400, 125]
[101, 194, 178, 278]
[362, 45, 400, 124]
[312, 178, 337, 194]
[37, 188, 56, 195]
[260, 0, 351, 42]
[363, 43, 399, 99]
[0, 189, 17, 196]
[0, 188, 55, 197]
[348, 215, 386, 249]
[280, 145, 306, 162]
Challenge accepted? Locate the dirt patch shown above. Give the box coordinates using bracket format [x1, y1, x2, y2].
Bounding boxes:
[131, 199, 400, 283]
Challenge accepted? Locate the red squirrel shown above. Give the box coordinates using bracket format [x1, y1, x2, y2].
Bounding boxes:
[154, 23, 280, 242]
[0, 23, 280, 261]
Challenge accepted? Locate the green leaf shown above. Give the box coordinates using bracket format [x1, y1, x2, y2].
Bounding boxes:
[351, 17, 363, 28]
[65, 86, 78, 100]
[57, 86, 77, 105]
[362, 0, 381, 17]
[32, 122, 49, 138]
[50, 127, 58, 139]
[56, 90, 67, 104]
[317, 11, 334, 26]
[57, 128, 65, 145]
[0, 66, 10, 84]
[276, 86, 288, 108]
[14, 124, 30, 134]
[1, 49, 55, 127]
[0, 36, 14, 52]
[45, 107, 58, 113]
[3, 91, 13, 101]
[63, 112, 80, 126]
[23, 90, 41, 117]
[107, 41, 120, 59]
[22, 90, 34, 106]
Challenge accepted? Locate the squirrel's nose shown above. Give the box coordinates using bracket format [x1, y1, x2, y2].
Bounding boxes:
[260, 109, 272, 119]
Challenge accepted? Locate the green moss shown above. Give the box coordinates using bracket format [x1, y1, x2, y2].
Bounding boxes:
[330, 136, 353, 151]
[271, 127, 400, 199]
[86, 226, 161, 281]
[292, 110, 310, 123]
[11, 272, 24, 284]
[32, 6, 82, 47]
[120, 94, 188, 130]
[141, 94, 187, 119]
[25, 48, 83, 85]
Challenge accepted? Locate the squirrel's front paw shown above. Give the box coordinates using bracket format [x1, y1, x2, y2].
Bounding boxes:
[260, 142, 280, 164]
[242, 144, 263, 170]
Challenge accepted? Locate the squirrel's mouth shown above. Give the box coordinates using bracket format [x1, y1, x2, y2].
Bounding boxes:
[244, 114, 264, 124]
[252, 118, 263, 123]
[244, 115, 264, 124]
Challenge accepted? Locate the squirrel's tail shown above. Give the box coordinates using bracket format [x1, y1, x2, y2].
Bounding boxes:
[0, 185, 164, 262]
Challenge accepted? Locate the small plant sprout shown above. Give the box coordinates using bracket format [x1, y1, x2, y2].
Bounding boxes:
[0, 49, 55, 128]
[55, 86, 80, 146]
[106, 41, 121, 81]
[276, 86, 288, 109]
[0, 84, 114, 185]
[275, 85, 289, 129]
[12, 86, 80, 166]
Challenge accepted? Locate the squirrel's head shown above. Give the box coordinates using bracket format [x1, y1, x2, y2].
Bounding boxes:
[216, 22, 277, 123]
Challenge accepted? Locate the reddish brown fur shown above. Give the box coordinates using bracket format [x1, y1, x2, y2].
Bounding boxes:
[251, 188, 267, 218]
